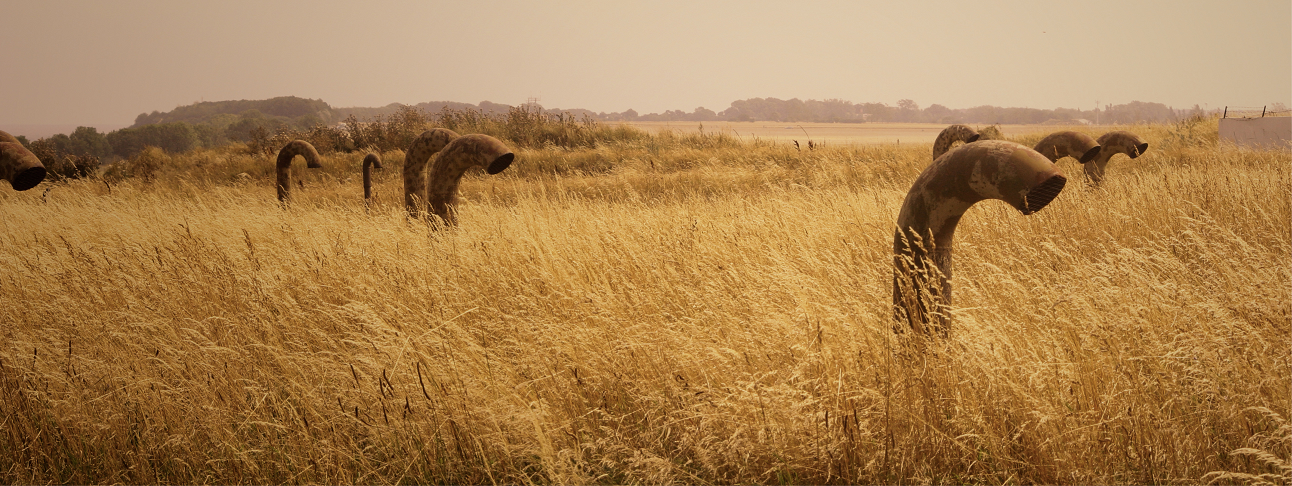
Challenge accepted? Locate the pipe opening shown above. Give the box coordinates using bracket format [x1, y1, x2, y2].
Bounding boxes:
[1023, 174, 1066, 214]
[1132, 143, 1148, 158]
[11, 167, 46, 191]
[487, 153, 515, 174]
[966, 134, 980, 143]
[1079, 145, 1102, 164]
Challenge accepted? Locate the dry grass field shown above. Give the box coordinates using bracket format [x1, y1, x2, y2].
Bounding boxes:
[611, 121, 1062, 146]
[0, 118, 1288, 484]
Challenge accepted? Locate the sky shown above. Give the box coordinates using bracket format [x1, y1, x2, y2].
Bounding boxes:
[2, 0, 1288, 131]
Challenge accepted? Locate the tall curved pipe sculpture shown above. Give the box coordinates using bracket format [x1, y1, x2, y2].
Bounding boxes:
[1032, 131, 1101, 164]
[276, 140, 323, 203]
[1085, 131, 1148, 184]
[403, 128, 460, 216]
[362, 152, 382, 201]
[932, 124, 980, 161]
[894, 140, 1067, 335]
[427, 134, 515, 226]
[0, 131, 46, 191]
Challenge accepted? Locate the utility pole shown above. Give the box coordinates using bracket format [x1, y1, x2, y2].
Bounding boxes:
[1095, 100, 1100, 125]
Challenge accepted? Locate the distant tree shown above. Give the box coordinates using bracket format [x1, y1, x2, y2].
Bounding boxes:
[69, 126, 113, 159]
[897, 99, 919, 111]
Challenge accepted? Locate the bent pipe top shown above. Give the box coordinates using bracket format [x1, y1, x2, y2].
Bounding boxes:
[276, 140, 323, 203]
[1085, 131, 1148, 184]
[362, 153, 383, 201]
[0, 130, 46, 191]
[893, 140, 1066, 335]
[932, 124, 980, 161]
[403, 128, 460, 216]
[1033, 131, 1101, 164]
[427, 134, 515, 226]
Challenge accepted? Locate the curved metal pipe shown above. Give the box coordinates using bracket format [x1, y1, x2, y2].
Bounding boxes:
[1085, 131, 1148, 184]
[1032, 131, 1101, 164]
[0, 130, 46, 191]
[403, 128, 459, 216]
[427, 134, 515, 226]
[893, 140, 1067, 335]
[932, 124, 980, 161]
[276, 140, 323, 203]
[362, 152, 382, 201]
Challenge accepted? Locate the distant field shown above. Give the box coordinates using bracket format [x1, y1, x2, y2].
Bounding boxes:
[611, 121, 1078, 145]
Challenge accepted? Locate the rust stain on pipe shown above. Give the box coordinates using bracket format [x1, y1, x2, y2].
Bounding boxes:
[1033, 131, 1101, 164]
[1085, 131, 1148, 184]
[932, 124, 981, 161]
[427, 134, 515, 226]
[362, 153, 383, 201]
[893, 140, 1066, 335]
[276, 140, 323, 203]
[0, 130, 46, 191]
[403, 128, 460, 216]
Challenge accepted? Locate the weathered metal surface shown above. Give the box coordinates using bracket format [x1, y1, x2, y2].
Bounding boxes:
[1033, 131, 1101, 164]
[893, 140, 1066, 335]
[1086, 131, 1148, 184]
[362, 153, 383, 201]
[427, 134, 515, 226]
[276, 140, 323, 203]
[403, 128, 460, 216]
[931, 124, 981, 161]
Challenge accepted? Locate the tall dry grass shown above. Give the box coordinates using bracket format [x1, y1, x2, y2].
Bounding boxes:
[0, 119, 1287, 484]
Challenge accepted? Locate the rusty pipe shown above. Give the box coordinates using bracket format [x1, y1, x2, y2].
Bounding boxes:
[1032, 131, 1101, 164]
[403, 128, 460, 216]
[0, 130, 46, 191]
[362, 152, 382, 201]
[276, 140, 323, 203]
[427, 134, 515, 226]
[932, 124, 980, 161]
[1085, 131, 1148, 184]
[893, 140, 1067, 335]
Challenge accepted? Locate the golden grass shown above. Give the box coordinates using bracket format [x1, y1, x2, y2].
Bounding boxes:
[0, 120, 1287, 484]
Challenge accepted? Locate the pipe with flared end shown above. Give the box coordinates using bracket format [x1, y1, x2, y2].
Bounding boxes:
[276, 140, 323, 203]
[0, 130, 46, 191]
[932, 124, 980, 161]
[427, 134, 515, 226]
[403, 128, 460, 215]
[1085, 131, 1148, 184]
[1032, 131, 1101, 164]
[362, 153, 382, 201]
[893, 140, 1067, 335]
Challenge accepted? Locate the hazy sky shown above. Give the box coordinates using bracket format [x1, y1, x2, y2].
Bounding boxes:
[3, 0, 1289, 127]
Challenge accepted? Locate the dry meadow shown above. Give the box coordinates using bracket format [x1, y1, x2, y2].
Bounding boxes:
[1, 119, 1288, 484]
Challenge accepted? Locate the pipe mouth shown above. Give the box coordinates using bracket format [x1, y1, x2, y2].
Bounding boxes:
[487, 153, 515, 175]
[1022, 174, 1066, 215]
[1079, 145, 1101, 164]
[307, 161, 323, 169]
[1131, 143, 1148, 158]
[966, 134, 981, 143]
[11, 166, 46, 191]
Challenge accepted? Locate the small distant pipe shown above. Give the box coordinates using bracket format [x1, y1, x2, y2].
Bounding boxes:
[1223, 106, 1228, 119]
[1262, 106, 1266, 118]
[0, 130, 47, 191]
[427, 134, 515, 226]
[362, 153, 382, 201]
[276, 140, 323, 203]
[1085, 131, 1149, 185]
[1032, 131, 1101, 164]
[893, 140, 1066, 335]
[932, 124, 980, 161]
[404, 128, 460, 217]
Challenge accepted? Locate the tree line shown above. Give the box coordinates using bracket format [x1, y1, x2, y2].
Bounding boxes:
[15, 95, 1209, 182]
